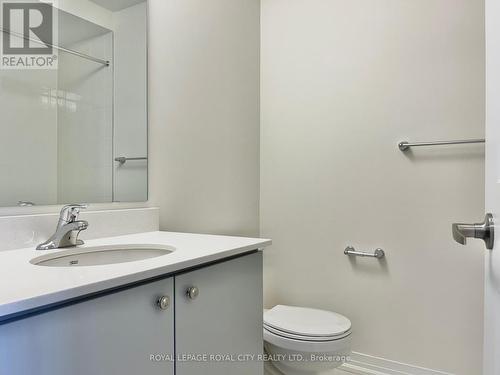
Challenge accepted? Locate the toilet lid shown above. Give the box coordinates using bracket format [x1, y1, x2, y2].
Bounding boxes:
[264, 305, 351, 338]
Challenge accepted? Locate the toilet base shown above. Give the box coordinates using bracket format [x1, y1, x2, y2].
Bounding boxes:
[264, 344, 347, 375]
[265, 360, 341, 375]
[266, 360, 337, 375]
[264, 359, 282, 375]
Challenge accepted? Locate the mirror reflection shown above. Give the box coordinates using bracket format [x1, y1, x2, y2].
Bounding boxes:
[0, 0, 148, 207]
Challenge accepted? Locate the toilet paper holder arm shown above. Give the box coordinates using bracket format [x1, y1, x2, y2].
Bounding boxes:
[344, 246, 385, 259]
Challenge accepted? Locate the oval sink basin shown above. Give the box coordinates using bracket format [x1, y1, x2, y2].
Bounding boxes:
[30, 244, 175, 267]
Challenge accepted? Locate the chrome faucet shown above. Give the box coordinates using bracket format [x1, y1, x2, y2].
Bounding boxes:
[36, 204, 89, 250]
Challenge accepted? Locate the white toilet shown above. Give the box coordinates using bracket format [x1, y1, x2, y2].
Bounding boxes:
[263, 305, 352, 374]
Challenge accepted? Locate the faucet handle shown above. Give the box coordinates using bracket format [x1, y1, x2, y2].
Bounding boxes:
[60, 204, 88, 223]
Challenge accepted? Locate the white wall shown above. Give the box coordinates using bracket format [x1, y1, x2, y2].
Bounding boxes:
[148, 0, 261, 236]
[261, 0, 485, 374]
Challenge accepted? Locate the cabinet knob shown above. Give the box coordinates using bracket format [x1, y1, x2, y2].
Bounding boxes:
[156, 296, 170, 310]
[186, 286, 199, 300]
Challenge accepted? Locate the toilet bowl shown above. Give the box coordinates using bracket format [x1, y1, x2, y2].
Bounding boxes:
[263, 305, 352, 374]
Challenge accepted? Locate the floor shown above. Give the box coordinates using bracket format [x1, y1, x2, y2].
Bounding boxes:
[263, 353, 352, 375]
[264, 362, 351, 375]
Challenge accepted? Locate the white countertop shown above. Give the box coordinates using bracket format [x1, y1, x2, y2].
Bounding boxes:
[0, 231, 271, 321]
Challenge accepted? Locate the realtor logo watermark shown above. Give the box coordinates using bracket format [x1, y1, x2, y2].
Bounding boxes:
[1, 0, 58, 69]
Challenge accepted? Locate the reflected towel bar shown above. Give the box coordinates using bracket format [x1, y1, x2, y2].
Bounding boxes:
[344, 246, 385, 259]
[114, 157, 148, 164]
[0, 27, 110, 66]
[398, 139, 485, 152]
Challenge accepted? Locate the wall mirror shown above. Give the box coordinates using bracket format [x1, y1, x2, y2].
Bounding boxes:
[0, 0, 148, 207]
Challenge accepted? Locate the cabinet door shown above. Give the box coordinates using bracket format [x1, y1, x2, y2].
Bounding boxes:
[175, 252, 263, 375]
[0, 277, 174, 375]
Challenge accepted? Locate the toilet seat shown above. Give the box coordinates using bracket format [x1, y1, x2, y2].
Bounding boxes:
[263, 323, 351, 342]
[263, 326, 351, 353]
[264, 305, 352, 338]
[263, 305, 353, 373]
[263, 305, 352, 353]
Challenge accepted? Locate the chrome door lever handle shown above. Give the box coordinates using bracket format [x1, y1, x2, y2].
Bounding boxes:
[452, 213, 494, 250]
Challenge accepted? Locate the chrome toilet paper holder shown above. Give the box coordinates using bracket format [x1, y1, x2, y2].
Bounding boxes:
[344, 246, 385, 259]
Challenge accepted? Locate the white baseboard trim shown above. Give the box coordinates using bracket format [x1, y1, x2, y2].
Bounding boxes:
[340, 352, 454, 375]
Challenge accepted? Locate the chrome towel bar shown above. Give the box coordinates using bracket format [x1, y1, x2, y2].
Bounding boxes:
[344, 246, 385, 259]
[114, 157, 148, 164]
[0, 27, 110, 66]
[398, 138, 485, 152]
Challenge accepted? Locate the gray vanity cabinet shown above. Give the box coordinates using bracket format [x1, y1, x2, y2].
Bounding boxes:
[0, 252, 263, 375]
[0, 278, 175, 375]
[175, 252, 263, 375]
